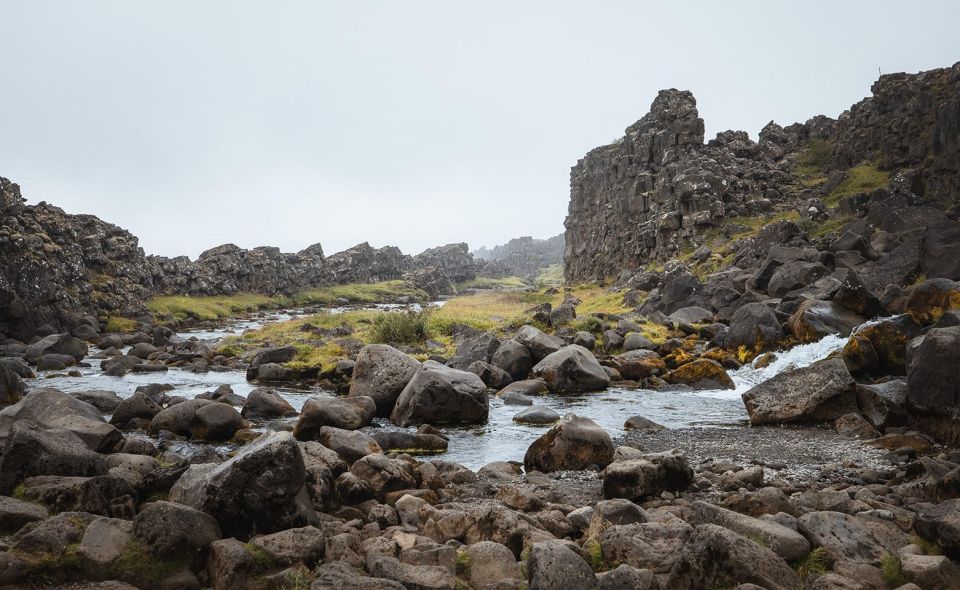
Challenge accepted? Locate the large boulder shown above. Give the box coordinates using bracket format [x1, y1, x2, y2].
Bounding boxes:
[0, 388, 121, 452]
[148, 398, 214, 437]
[665, 524, 802, 590]
[0, 421, 106, 494]
[767, 260, 830, 298]
[903, 278, 960, 325]
[0, 495, 47, 534]
[109, 391, 162, 428]
[515, 325, 562, 361]
[841, 315, 921, 377]
[787, 300, 865, 343]
[530, 345, 610, 393]
[170, 431, 316, 539]
[905, 326, 960, 444]
[390, 361, 489, 427]
[527, 541, 595, 590]
[689, 501, 810, 560]
[447, 332, 501, 370]
[664, 359, 734, 390]
[0, 364, 24, 405]
[348, 454, 417, 500]
[524, 414, 614, 472]
[612, 349, 667, 380]
[797, 511, 886, 564]
[856, 380, 907, 429]
[491, 339, 533, 381]
[132, 500, 222, 562]
[602, 450, 694, 501]
[241, 387, 295, 419]
[348, 344, 421, 416]
[314, 426, 383, 463]
[190, 402, 245, 441]
[723, 303, 781, 352]
[916, 499, 960, 559]
[23, 333, 88, 364]
[294, 396, 376, 438]
[742, 358, 856, 425]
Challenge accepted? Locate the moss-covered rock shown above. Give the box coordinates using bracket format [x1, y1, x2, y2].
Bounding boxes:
[665, 359, 734, 390]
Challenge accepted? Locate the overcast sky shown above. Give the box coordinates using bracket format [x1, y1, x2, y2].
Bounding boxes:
[2, 1, 958, 259]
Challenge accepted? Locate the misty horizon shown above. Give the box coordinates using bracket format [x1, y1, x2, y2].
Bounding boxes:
[3, 1, 959, 260]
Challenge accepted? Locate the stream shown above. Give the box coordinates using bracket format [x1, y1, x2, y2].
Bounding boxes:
[26, 306, 851, 471]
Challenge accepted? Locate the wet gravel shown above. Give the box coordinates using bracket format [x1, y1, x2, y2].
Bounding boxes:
[617, 425, 892, 484]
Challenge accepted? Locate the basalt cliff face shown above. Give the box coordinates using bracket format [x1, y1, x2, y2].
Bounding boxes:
[564, 62, 960, 282]
[0, 177, 479, 340]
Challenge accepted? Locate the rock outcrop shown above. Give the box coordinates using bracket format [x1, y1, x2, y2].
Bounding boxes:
[474, 234, 564, 280]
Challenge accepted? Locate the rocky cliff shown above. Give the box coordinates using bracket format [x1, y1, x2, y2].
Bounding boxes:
[474, 235, 564, 280]
[564, 62, 960, 281]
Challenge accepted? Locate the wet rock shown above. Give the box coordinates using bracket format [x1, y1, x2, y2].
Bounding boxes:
[664, 358, 734, 389]
[513, 406, 561, 425]
[371, 431, 448, 454]
[842, 316, 920, 377]
[348, 344, 421, 416]
[788, 300, 865, 343]
[190, 402, 245, 441]
[390, 360, 489, 427]
[602, 450, 694, 500]
[531, 344, 610, 393]
[170, 431, 316, 539]
[0, 363, 24, 405]
[128, 341, 158, 359]
[294, 396, 376, 438]
[24, 333, 87, 364]
[110, 391, 163, 428]
[0, 387, 122, 452]
[613, 349, 667, 380]
[255, 362, 295, 382]
[524, 414, 614, 472]
[724, 303, 781, 352]
[467, 360, 513, 389]
[37, 353, 75, 370]
[477, 461, 523, 481]
[241, 386, 296, 419]
[315, 426, 383, 463]
[246, 345, 297, 379]
[905, 326, 960, 444]
[623, 416, 665, 431]
[690, 500, 810, 560]
[71, 389, 123, 414]
[498, 379, 548, 399]
[491, 339, 534, 381]
[515, 325, 562, 361]
[527, 541, 595, 590]
[148, 398, 214, 437]
[132, 500, 222, 561]
[742, 357, 856, 425]
[501, 390, 533, 405]
[666, 524, 802, 590]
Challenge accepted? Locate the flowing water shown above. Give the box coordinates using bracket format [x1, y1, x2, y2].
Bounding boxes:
[26, 307, 852, 471]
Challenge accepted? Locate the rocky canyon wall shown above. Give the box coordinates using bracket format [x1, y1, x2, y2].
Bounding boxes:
[564, 62, 960, 281]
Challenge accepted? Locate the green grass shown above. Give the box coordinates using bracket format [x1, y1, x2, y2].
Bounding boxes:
[244, 542, 278, 569]
[148, 281, 428, 323]
[148, 293, 277, 322]
[455, 549, 471, 577]
[824, 163, 890, 207]
[880, 554, 909, 588]
[914, 537, 942, 556]
[455, 276, 528, 290]
[796, 138, 833, 187]
[103, 316, 138, 333]
[289, 280, 428, 305]
[793, 547, 830, 579]
[111, 541, 191, 583]
[369, 310, 431, 344]
[536, 264, 565, 286]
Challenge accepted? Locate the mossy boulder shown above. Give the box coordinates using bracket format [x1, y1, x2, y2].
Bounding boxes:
[524, 414, 614, 473]
[840, 315, 921, 377]
[787, 300, 864, 344]
[904, 278, 960, 325]
[665, 359, 734, 390]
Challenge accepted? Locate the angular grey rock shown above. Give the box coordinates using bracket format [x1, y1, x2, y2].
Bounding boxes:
[348, 344, 421, 416]
[530, 344, 610, 393]
[390, 360, 489, 427]
[742, 358, 856, 425]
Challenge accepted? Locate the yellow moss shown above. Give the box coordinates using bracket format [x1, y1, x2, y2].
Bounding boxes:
[429, 291, 548, 335]
[103, 316, 138, 333]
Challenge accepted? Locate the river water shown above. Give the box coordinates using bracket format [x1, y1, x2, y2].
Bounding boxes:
[26, 307, 850, 471]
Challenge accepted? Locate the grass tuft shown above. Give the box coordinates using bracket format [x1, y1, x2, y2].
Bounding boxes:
[369, 310, 431, 344]
[880, 553, 910, 588]
[793, 547, 830, 579]
[104, 316, 138, 333]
